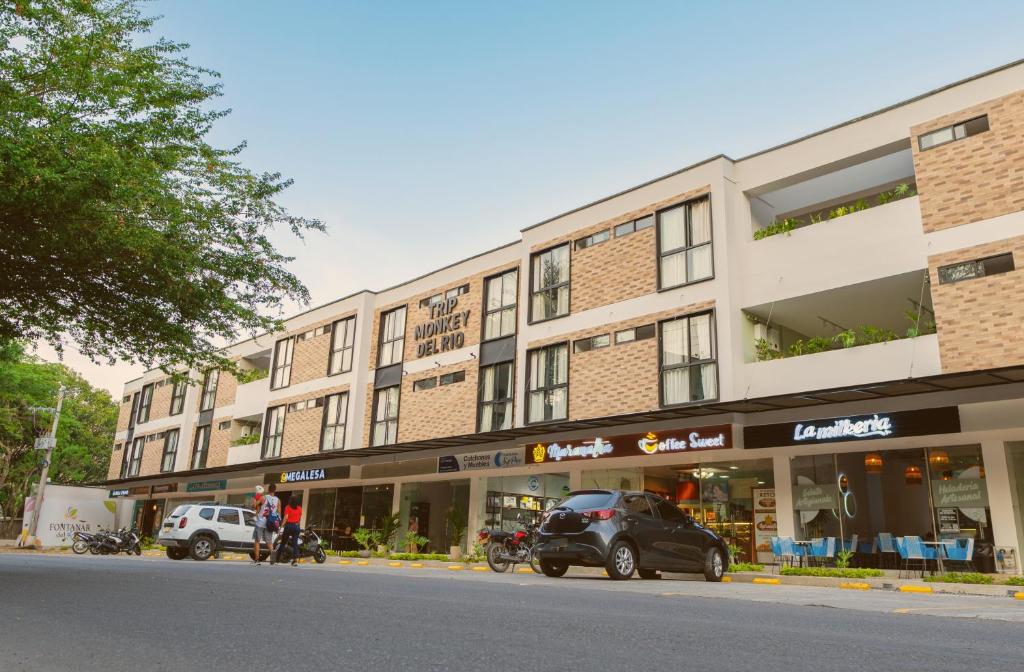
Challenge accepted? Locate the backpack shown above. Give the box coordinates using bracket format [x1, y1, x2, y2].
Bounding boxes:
[263, 499, 281, 532]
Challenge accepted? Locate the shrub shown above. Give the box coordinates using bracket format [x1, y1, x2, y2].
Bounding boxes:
[754, 338, 782, 361]
[230, 433, 260, 446]
[779, 567, 884, 579]
[352, 528, 379, 551]
[1004, 576, 1024, 586]
[753, 218, 800, 240]
[922, 572, 994, 585]
[727, 563, 764, 573]
[388, 553, 451, 562]
[337, 551, 361, 557]
[400, 531, 429, 552]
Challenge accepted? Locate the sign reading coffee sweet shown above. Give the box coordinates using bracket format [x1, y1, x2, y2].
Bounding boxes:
[530, 425, 732, 464]
[744, 407, 960, 448]
[415, 296, 471, 358]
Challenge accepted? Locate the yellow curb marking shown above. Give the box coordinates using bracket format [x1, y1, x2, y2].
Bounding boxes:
[388, 562, 402, 567]
[721, 576, 732, 583]
[1014, 592, 1024, 601]
[410, 563, 425, 568]
[899, 585, 933, 593]
[356, 560, 369, 566]
[752, 577, 780, 585]
[472, 566, 489, 571]
[840, 582, 871, 591]
[337, 560, 351, 565]
[516, 567, 534, 574]
[447, 565, 465, 571]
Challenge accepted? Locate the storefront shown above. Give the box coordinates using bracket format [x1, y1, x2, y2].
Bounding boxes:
[306, 484, 395, 550]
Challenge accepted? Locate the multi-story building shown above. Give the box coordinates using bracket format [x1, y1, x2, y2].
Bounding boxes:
[106, 60, 1024, 573]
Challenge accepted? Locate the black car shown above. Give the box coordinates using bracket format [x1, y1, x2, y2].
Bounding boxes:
[534, 490, 729, 581]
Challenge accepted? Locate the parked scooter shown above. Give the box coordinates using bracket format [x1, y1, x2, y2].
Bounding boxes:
[95, 526, 142, 555]
[478, 514, 541, 574]
[71, 530, 100, 554]
[271, 527, 327, 564]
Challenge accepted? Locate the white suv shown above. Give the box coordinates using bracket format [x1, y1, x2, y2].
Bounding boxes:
[158, 503, 258, 560]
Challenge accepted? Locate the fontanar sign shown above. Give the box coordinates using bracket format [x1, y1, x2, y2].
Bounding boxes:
[744, 407, 961, 448]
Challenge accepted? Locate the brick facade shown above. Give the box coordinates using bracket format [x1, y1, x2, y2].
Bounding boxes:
[115, 400, 133, 432]
[400, 362, 479, 443]
[146, 381, 173, 424]
[913, 90, 1024, 233]
[275, 385, 351, 459]
[207, 418, 234, 469]
[929, 236, 1024, 373]
[214, 371, 237, 410]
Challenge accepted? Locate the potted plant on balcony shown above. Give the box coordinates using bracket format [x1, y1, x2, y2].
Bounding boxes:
[352, 528, 378, 559]
[376, 512, 400, 555]
[445, 504, 467, 560]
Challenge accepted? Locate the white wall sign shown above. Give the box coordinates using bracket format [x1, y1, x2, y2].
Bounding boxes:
[437, 447, 525, 473]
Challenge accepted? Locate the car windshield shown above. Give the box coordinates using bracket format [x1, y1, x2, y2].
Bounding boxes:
[554, 491, 616, 511]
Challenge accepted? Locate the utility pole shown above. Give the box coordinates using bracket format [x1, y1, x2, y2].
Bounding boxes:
[26, 385, 66, 548]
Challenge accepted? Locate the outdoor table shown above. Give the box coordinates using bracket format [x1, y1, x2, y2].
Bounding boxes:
[793, 540, 813, 567]
[921, 540, 950, 574]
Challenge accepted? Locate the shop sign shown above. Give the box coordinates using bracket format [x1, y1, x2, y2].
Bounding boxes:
[438, 448, 525, 473]
[151, 484, 177, 494]
[792, 484, 839, 511]
[185, 479, 227, 493]
[744, 407, 961, 448]
[109, 486, 149, 498]
[931, 478, 989, 508]
[108, 488, 130, 498]
[937, 508, 960, 535]
[752, 487, 777, 564]
[415, 296, 471, 358]
[529, 425, 733, 464]
[263, 466, 351, 484]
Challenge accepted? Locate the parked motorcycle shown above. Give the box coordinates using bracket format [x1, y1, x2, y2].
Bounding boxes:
[271, 527, 327, 564]
[71, 530, 100, 554]
[479, 515, 541, 574]
[95, 527, 141, 555]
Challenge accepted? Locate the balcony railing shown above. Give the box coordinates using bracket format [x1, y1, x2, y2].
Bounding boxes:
[754, 183, 917, 240]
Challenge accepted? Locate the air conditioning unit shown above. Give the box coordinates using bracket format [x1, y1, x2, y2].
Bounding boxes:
[753, 323, 781, 351]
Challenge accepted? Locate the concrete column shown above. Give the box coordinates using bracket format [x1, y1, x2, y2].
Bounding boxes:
[466, 476, 484, 553]
[569, 468, 583, 492]
[772, 455, 795, 538]
[980, 440, 1019, 559]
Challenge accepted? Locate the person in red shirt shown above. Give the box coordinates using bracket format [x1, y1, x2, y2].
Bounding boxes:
[279, 498, 303, 566]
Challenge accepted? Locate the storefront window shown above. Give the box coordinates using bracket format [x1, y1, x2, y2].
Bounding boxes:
[484, 473, 569, 532]
[361, 484, 394, 531]
[398, 480, 470, 553]
[928, 445, 992, 549]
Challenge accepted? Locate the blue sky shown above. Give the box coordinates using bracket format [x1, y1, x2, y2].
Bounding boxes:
[49, 0, 1024, 393]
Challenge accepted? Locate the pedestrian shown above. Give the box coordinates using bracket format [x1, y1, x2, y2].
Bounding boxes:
[253, 483, 280, 565]
[279, 497, 303, 567]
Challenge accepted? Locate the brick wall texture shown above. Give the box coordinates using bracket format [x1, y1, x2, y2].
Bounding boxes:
[275, 385, 351, 459]
[913, 89, 1024, 233]
[400, 362, 478, 443]
[115, 400, 133, 432]
[929, 235, 1024, 373]
[146, 382, 173, 424]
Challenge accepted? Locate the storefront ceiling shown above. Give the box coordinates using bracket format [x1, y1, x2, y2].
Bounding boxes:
[103, 363, 1024, 487]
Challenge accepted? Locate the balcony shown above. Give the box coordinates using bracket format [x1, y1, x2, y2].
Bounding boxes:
[232, 376, 269, 422]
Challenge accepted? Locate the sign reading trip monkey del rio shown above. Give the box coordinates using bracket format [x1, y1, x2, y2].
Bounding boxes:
[530, 425, 733, 464]
[415, 295, 471, 358]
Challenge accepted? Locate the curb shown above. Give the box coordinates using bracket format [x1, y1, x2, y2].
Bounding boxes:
[752, 577, 780, 585]
[899, 585, 934, 593]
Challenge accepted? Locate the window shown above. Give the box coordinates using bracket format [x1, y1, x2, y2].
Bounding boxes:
[126, 437, 145, 477]
[654, 497, 685, 521]
[169, 380, 186, 416]
[419, 284, 470, 308]
[372, 385, 400, 446]
[658, 197, 712, 289]
[478, 361, 513, 432]
[660, 312, 717, 406]
[526, 343, 568, 423]
[573, 334, 610, 353]
[242, 510, 256, 527]
[530, 244, 570, 322]
[262, 406, 285, 459]
[483, 269, 518, 340]
[320, 392, 349, 452]
[615, 214, 654, 238]
[622, 494, 653, 517]
[938, 253, 1015, 285]
[218, 420, 231, 431]
[122, 395, 131, 403]
[377, 306, 407, 367]
[198, 507, 215, 521]
[615, 324, 656, 344]
[413, 377, 437, 392]
[918, 115, 989, 151]
[574, 229, 610, 250]
[328, 316, 356, 375]
[160, 429, 179, 473]
[440, 370, 465, 386]
[271, 337, 295, 389]
[191, 425, 211, 469]
[136, 384, 154, 423]
[199, 369, 219, 412]
[217, 508, 240, 525]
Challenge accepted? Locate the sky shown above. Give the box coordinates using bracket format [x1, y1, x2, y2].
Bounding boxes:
[34, 0, 1024, 396]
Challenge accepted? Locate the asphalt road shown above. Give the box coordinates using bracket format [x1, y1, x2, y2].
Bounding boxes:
[2, 554, 1023, 672]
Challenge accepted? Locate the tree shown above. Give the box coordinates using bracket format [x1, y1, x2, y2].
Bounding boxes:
[0, 0, 323, 374]
[0, 341, 117, 518]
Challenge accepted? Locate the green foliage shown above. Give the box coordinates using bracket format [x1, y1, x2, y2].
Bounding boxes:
[235, 368, 269, 385]
[352, 528, 379, 551]
[337, 550, 362, 557]
[851, 198, 869, 212]
[0, 342, 117, 517]
[726, 562, 764, 573]
[388, 553, 451, 561]
[878, 183, 917, 205]
[401, 531, 429, 552]
[922, 572, 994, 585]
[445, 504, 467, 547]
[828, 205, 850, 219]
[1004, 575, 1024, 586]
[779, 567, 884, 578]
[0, 0, 323, 374]
[834, 329, 856, 349]
[726, 543, 743, 561]
[376, 511, 401, 548]
[834, 549, 855, 569]
[754, 338, 782, 362]
[753, 218, 800, 240]
[229, 433, 260, 446]
[857, 325, 898, 345]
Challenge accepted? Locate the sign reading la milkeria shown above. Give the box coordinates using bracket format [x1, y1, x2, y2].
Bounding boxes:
[744, 407, 961, 449]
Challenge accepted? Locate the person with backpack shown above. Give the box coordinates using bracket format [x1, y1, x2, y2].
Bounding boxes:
[253, 483, 280, 565]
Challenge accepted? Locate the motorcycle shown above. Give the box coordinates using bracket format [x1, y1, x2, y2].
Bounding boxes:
[95, 527, 142, 555]
[71, 530, 100, 554]
[271, 527, 327, 564]
[479, 515, 541, 574]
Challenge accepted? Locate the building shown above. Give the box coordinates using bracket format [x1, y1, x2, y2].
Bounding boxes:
[105, 60, 1024, 573]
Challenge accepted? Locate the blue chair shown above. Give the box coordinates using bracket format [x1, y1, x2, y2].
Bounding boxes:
[944, 538, 975, 572]
[876, 533, 898, 569]
[769, 536, 782, 572]
[901, 536, 930, 578]
[809, 537, 836, 566]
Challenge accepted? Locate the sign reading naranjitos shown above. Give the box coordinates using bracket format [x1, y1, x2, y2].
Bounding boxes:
[931, 478, 989, 508]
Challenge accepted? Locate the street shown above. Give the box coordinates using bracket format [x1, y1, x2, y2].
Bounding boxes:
[1, 554, 1022, 671]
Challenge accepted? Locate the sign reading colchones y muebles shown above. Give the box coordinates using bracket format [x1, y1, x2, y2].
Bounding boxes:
[529, 425, 732, 464]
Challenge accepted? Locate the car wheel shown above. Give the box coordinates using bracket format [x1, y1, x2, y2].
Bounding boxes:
[189, 535, 215, 561]
[539, 559, 569, 577]
[166, 547, 187, 560]
[703, 546, 725, 582]
[314, 547, 327, 564]
[486, 542, 510, 573]
[637, 568, 661, 580]
[606, 541, 637, 580]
